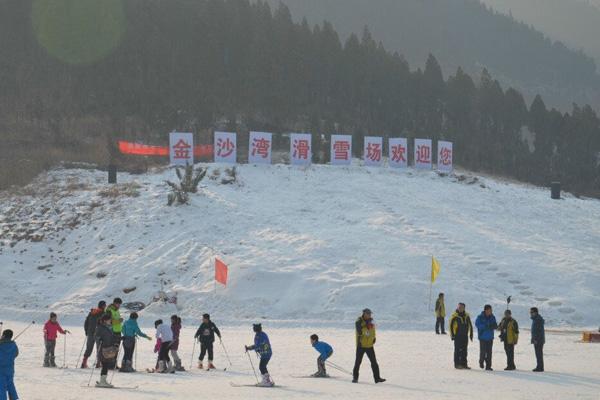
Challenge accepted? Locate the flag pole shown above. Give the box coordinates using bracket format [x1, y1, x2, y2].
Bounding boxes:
[428, 256, 433, 311]
[428, 281, 433, 311]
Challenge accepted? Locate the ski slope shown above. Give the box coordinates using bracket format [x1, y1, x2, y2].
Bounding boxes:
[4, 321, 600, 400]
[1, 162, 600, 329]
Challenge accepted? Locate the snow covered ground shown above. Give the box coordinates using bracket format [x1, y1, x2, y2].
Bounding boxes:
[1, 162, 600, 329]
[4, 321, 600, 400]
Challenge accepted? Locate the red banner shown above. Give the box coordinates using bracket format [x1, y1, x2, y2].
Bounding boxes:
[118, 141, 213, 157]
[215, 258, 228, 286]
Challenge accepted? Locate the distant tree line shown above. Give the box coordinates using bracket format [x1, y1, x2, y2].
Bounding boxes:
[0, 0, 598, 195]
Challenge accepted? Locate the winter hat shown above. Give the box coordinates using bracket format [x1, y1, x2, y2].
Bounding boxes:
[504, 310, 512, 316]
[1, 329, 13, 340]
[362, 308, 372, 315]
[310, 334, 319, 342]
[203, 313, 210, 320]
[253, 323, 262, 333]
[49, 312, 57, 319]
[98, 301, 107, 309]
[484, 304, 492, 311]
[154, 319, 163, 328]
[113, 297, 123, 305]
[130, 312, 139, 319]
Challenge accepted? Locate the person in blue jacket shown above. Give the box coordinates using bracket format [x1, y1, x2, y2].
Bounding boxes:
[475, 304, 498, 371]
[245, 324, 274, 387]
[120, 312, 152, 373]
[0, 329, 19, 400]
[310, 334, 333, 377]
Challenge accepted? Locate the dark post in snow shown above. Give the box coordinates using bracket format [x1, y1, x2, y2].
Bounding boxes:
[551, 182, 561, 200]
[108, 164, 117, 184]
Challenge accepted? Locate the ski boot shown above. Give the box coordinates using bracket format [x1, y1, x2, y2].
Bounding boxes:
[96, 375, 114, 388]
[197, 361, 203, 370]
[207, 362, 216, 370]
[81, 357, 88, 369]
[175, 360, 186, 371]
[257, 373, 274, 387]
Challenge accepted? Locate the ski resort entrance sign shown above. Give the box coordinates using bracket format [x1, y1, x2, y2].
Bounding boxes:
[122, 133, 454, 172]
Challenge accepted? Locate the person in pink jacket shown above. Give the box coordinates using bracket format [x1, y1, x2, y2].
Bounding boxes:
[43, 312, 69, 367]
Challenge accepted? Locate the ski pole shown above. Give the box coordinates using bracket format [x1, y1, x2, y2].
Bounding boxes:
[14, 321, 35, 340]
[86, 356, 98, 387]
[135, 337, 138, 371]
[62, 333, 67, 368]
[220, 340, 233, 367]
[326, 360, 353, 376]
[189, 339, 197, 370]
[245, 350, 259, 384]
[75, 337, 86, 369]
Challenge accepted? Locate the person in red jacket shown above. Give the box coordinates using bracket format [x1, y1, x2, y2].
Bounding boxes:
[43, 312, 69, 367]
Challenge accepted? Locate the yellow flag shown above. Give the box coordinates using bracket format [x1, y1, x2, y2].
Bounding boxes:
[431, 256, 441, 283]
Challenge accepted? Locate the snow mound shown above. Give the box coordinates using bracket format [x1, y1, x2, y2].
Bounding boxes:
[1, 163, 599, 329]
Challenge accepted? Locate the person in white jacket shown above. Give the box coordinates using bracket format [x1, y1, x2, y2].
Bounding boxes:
[155, 319, 175, 373]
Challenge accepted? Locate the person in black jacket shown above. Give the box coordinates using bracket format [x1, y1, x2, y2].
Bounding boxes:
[530, 307, 545, 372]
[81, 301, 106, 369]
[449, 303, 474, 369]
[194, 314, 221, 369]
[95, 314, 119, 388]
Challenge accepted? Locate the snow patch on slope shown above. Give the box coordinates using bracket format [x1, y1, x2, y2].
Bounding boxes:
[1, 163, 599, 329]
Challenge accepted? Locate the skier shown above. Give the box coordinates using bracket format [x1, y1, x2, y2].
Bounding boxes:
[42, 312, 69, 368]
[95, 314, 119, 388]
[530, 307, 545, 372]
[119, 312, 151, 373]
[449, 303, 473, 369]
[0, 329, 19, 400]
[475, 304, 497, 371]
[352, 308, 386, 384]
[310, 334, 333, 377]
[155, 319, 175, 373]
[170, 315, 185, 371]
[435, 293, 447, 334]
[245, 324, 274, 387]
[497, 309, 519, 370]
[81, 300, 106, 369]
[106, 298, 124, 338]
[194, 313, 221, 370]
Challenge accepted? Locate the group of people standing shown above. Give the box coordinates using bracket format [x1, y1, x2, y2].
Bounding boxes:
[435, 293, 546, 372]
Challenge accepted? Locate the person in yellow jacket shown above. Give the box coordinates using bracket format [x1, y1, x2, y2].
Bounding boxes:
[352, 308, 385, 384]
[106, 298, 124, 337]
[449, 303, 473, 369]
[497, 309, 519, 370]
[435, 293, 446, 334]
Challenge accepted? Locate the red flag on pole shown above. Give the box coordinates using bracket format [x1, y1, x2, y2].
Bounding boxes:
[215, 258, 228, 286]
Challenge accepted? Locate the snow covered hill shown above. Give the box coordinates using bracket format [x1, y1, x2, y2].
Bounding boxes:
[1, 163, 599, 329]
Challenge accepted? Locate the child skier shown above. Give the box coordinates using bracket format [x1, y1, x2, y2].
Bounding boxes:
[120, 312, 151, 373]
[95, 314, 119, 388]
[170, 315, 185, 371]
[0, 329, 19, 400]
[194, 313, 221, 370]
[310, 334, 333, 377]
[155, 319, 175, 373]
[245, 323, 273, 387]
[42, 312, 69, 367]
